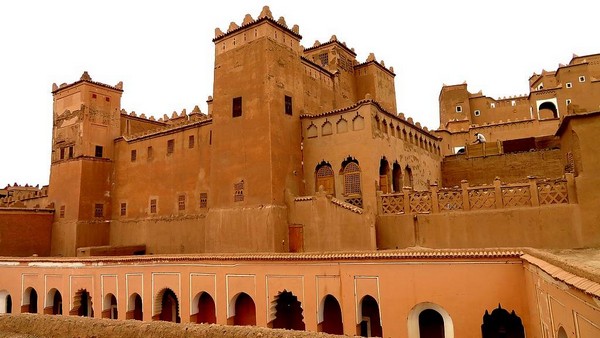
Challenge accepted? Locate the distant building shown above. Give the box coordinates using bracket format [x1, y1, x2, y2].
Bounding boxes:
[0, 6, 599, 338]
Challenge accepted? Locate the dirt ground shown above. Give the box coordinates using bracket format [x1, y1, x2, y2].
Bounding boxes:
[0, 314, 346, 338]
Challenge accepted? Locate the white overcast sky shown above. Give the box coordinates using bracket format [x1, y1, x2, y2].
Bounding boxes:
[0, 0, 597, 187]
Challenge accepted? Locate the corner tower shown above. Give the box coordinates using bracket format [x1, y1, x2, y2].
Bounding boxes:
[48, 72, 123, 256]
[206, 6, 304, 252]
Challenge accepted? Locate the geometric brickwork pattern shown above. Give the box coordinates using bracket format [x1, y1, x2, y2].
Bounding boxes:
[345, 197, 363, 208]
[468, 188, 496, 210]
[409, 191, 432, 213]
[537, 180, 569, 205]
[381, 194, 404, 214]
[501, 186, 532, 208]
[437, 190, 463, 211]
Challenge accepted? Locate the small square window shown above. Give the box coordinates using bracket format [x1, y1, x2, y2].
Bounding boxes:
[105, 97, 110, 102]
[94, 203, 104, 218]
[566, 82, 573, 88]
[579, 76, 586, 82]
[188, 135, 195, 149]
[167, 139, 175, 155]
[455, 105, 462, 113]
[147, 146, 153, 160]
[566, 99, 572, 106]
[95, 145, 103, 158]
[92, 93, 97, 99]
[120, 203, 127, 216]
[178, 195, 186, 211]
[131, 149, 137, 162]
[232, 97, 243, 117]
[150, 199, 157, 214]
[200, 193, 208, 208]
[474, 110, 481, 116]
[285, 95, 293, 115]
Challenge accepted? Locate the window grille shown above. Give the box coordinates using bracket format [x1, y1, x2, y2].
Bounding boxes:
[343, 162, 361, 195]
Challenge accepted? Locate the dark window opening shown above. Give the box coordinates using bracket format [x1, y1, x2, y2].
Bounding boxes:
[285, 95, 293, 115]
[150, 199, 157, 214]
[200, 193, 208, 208]
[147, 146, 153, 160]
[178, 195, 186, 211]
[188, 135, 195, 148]
[105, 97, 110, 102]
[60, 147, 65, 160]
[131, 150, 137, 162]
[167, 139, 175, 155]
[232, 97, 243, 117]
[95, 146, 103, 158]
[94, 203, 104, 218]
[209, 130, 212, 145]
[68, 146, 74, 159]
[92, 93, 97, 99]
[120, 203, 127, 216]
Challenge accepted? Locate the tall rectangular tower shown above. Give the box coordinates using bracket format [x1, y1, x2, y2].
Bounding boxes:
[49, 72, 123, 256]
[206, 7, 304, 252]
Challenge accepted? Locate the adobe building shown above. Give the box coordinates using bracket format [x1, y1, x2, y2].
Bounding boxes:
[0, 5, 599, 338]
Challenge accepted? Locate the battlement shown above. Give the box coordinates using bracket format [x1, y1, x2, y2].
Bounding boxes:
[0, 183, 49, 207]
[213, 6, 300, 43]
[52, 71, 123, 94]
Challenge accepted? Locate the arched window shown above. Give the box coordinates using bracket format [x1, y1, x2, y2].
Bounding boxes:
[404, 165, 414, 188]
[0, 290, 12, 314]
[271, 290, 305, 331]
[45, 288, 62, 315]
[557, 327, 568, 338]
[71, 289, 93, 317]
[315, 162, 335, 195]
[192, 292, 216, 324]
[229, 292, 256, 326]
[392, 162, 402, 192]
[154, 288, 180, 323]
[127, 293, 143, 320]
[408, 302, 454, 338]
[482, 305, 525, 338]
[23, 287, 38, 313]
[538, 101, 559, 119]
[102, 293, 118, 319]
[379, 157, 390, 193]
[343, 161, 361, 195]
[358, 295, 383, 337]
[319, 295, 343, 335]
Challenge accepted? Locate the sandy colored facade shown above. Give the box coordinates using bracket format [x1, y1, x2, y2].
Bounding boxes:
[1, 5, 600, 338]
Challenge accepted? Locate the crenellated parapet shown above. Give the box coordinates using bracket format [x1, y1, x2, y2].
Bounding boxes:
[0, 183, 50, 207]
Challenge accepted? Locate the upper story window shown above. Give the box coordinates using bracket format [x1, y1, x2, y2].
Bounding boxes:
[511, 100, 516, 106]
[319, 53, 328, 66]
[537, 84, 544, 90]
[59, 205, 65, 218]
[94, 203, 104, 218]
[200, 193, 208, 208]
[474, 110, 481, 116]
[167, 139, 175, 155]
[150, 199, 157, 214]
[147, 146, 153, 160]
[343, 162, 361, 195]
[490, 103, 496, 108]
[566, 82, 573, 88]
[120, 203, 127, 216]
[178, 194, 186, 211]
[131, 150, 137, 162]
[95, 145, 103, 158]
[455, 106, 462, 113]
[232, 97, 243, 117]
[579, 76, 586, 82]
[285, 95, 293, 115]
[188, 135, 195, 149]
[68, 146, 74, 159]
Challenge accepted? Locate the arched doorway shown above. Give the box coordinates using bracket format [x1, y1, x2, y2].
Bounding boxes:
[102, 293, 118, 319]
[271, 290, 305, 331]
[358, 295, 382, 337]
[315, 161, 335, 195]
[0, 290, 11, 314]
[420, 309, 444, 338]
[481, 305, 525, 338]
[404, 165, 413, 188]
[71, 289, 93, 317]
[379, 157, 390, 193]
[154, 288, 180, 323]
[230, 292, 256, 326]
[193, 292, 216, 324]
[319, 295, 343, 335]
[127, 293, 143, 320]
[538, 101, 559, 119]
[408, 302, 454, 338]
[392, 162, 402, 192]
[23, 287, 38, 313]
[44, 289, 62, 315]
[557, 326, 568, 338]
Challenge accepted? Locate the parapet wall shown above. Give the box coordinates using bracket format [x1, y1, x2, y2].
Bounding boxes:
[0, 314, 343, 338]
[0, 209, 53, 256]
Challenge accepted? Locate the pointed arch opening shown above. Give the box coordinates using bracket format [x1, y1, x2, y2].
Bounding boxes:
[557, 327, 568, 338]
[228, 292, 256, 326]
[270, 290, 305, 331]
[318, 294, 343, 335]
[481, 305, 525, 338]
[126, 293, 143, 320]
[379, 157, 391, 193]
[315, 161, 335, 195]
[22, 287, 38, 313]
[341, 157, 362, 207]
[44, 288, 62, 315]
[191, 291, 216, 324]
[408, 302, 454, 338]
[153, 288, 180, 322]
[70, 289, 93, 317]
[357, 295, 382, 337]
[538, 101, 559, 119]
[102, 293, 118, 319]
[0, 290, 12, 314]
[392, 162, 402, 192]
[404, 165, 414, 188]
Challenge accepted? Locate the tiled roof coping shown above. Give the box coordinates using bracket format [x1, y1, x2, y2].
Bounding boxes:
[354, 60, 396, 77]
[330, 197, 363, 214]
[119, 119, 212, 143]
[52, 78, 122, 94]
[0, 248, 524, 265]
[303, 39, 357, 57]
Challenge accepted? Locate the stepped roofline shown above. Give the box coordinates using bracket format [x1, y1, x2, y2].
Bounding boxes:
[51, 71, 123, 94]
